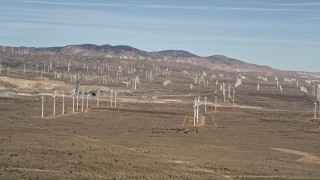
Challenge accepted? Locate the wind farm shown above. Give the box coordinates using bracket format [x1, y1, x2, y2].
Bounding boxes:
[0, 44, 320, 179]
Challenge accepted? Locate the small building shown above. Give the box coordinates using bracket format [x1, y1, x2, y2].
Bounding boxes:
[1, 88, 17, 95]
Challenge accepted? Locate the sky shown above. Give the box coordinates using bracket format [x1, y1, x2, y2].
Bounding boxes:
[0, 0, 319, 72]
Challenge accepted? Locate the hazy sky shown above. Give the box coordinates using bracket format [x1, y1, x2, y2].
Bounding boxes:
[0, 0, 319, 72]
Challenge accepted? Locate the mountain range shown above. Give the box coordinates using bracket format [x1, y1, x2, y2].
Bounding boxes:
[0, 44, 282, 73]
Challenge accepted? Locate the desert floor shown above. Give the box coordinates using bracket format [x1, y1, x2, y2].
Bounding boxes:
[0, 94, 319, 179]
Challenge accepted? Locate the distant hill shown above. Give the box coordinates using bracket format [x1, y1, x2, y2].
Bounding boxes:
[156, 50, 199, 58]
[0, 44, 276, 73]
[207, 55, 274, 72]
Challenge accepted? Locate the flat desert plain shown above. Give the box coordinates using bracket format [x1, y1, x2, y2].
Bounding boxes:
[0, 94, 319, 180]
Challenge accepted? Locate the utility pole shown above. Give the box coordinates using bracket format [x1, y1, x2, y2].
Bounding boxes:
[193, 104, 196, 126]
[76, 94, 79, 109]
[204, 97, 207, 113]
[96, 90, 100, 107]
[87, 94, 89, 109]
[228, 84, 231, 98]
[114, 92, 117, 108]
[215, 96, 217, 112]
[232, 87, 235, 105]
[196, 97, 200, 125]
[53, 95, 56, 116]
[314, 103, 317, 119]
[62, 92, 65, 115]
[72, 94, 75, 113]
[110, 91, 113, 107]
[81, 95, 84, 112]
[41, 96, 44, 118]
[223, 83, 226, 102]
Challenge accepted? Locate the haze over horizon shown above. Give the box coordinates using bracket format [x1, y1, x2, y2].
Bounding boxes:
[1, 0, 319, 72]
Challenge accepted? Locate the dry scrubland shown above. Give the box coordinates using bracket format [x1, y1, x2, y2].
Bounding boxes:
[0, 84, 320, 179]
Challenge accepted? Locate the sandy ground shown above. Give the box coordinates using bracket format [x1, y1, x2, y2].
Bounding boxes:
[0, 94, 320, 180]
